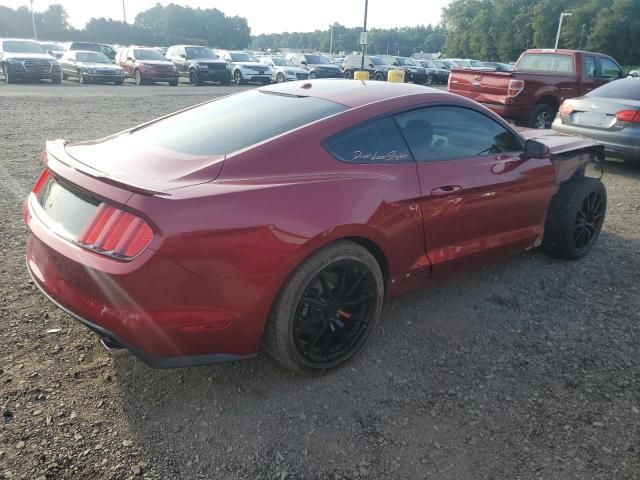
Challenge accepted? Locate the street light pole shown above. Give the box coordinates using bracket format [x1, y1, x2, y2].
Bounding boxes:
[554, 12, 572, 49]
[30, 0, 38, 40]
[122, 0, 127, 23]
[360, 0, 368, 71]
[579, 24, 586, 50]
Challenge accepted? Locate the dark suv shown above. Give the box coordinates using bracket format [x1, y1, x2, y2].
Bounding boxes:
[289, 53, 342, 79]
[65, 42, 117, 61]
[380, 55, 427, 84]
[166, 45, 231, 86]
[341, 55, 393, 80]
[0, 38, 61, 84]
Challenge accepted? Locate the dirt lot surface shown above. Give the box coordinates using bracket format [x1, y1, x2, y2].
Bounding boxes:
[0, 82, 639, 480]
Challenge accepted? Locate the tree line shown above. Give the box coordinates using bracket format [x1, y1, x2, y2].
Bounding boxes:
[0, 1, 638, 64]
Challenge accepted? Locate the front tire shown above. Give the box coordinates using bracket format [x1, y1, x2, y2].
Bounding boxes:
[374, 72, 384, 81]
[426, 73, 434, 85]
[309, 72, 317, 80]
[276, 72, 285, 83]
[233, 70, 243, 85]
[4, 67, 15, 84]
[134, 69, 144, 85]
[343, 70, 353, 79]
[542, 176, 607, 260]
[263, 241, 384, 375]
[530, 104, 555, 129]
[189, 69, 201, 86]
[78, 70, 87, 84]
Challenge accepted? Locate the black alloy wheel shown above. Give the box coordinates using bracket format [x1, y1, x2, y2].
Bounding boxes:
[374, 72, 384, 81]
[276, 72, 285, 83]
[426, 73, 434, 85]
[293, 260, 377, 365]
[234, 70, 243, 85]
[573, 190, 606, 253]
[264, 241, 384, 375]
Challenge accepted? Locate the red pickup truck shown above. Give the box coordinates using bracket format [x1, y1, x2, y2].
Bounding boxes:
[448, 49, 625, 129]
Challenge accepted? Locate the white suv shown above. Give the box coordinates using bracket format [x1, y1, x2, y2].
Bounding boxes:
[257, 55, 309, 83]
[215, 50, 272, 85]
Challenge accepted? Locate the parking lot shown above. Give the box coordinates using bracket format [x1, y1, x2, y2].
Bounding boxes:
[1, 81, 639, 480]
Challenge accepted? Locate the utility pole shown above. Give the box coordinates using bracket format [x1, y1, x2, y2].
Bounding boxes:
[30, 0, 38, 40]
[554, 12, 572, 49]
[579, 24, 586, 50]
[329, 26, 333, 55]
[122, 0, 127, 23]
[360, 0, 368, 71]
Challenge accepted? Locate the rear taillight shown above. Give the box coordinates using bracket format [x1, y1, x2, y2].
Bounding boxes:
[615, 110, 640, 124]
[559, 102, 575, 116]
[507, 79, 525, 97]
[32, 170, 50, 195]
[78, 203, 154, 259]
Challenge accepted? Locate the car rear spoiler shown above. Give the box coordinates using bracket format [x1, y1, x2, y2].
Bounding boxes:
[45, 140, 171, 197]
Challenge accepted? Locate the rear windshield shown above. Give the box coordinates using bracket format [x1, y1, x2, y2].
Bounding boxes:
[586, 79, 640, 101]
[516, 53, 574, 74]
[186, 47, 215, 59]
[131, 90, 347, 155]
[76, 52, 110, 63]
[305, 55, 330, 65]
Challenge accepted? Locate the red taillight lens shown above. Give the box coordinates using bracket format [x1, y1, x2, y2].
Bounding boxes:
[78, 203, 154, 259]
[615, 110, 640, 123]
[559, 102, 575, 116]
[32, 170, 50, 195]
[507, 79, 525, 97]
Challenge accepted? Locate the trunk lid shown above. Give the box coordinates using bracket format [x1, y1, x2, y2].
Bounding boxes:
[559, 96, 640, 131]
[61, 133, 225, 194]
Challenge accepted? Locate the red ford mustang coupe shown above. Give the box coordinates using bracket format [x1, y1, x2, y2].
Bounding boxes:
[24, 80, 606, 374]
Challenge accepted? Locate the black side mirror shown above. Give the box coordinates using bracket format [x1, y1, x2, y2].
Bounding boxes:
[180, 53, 186, 59]
[522, 139, 549, 159]
[126, 56, 133, 61]
[369, 63, 374, 68]
[301, 60, 307, 65]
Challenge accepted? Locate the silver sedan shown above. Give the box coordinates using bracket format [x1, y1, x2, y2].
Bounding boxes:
[552, 78, 640, 165]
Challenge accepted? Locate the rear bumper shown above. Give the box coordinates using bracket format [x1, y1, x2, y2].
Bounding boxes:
[27, 258, 254, 368]
[552, 120, 640, 160]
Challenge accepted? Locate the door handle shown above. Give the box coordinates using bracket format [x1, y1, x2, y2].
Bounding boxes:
[430, 185, 463, 196]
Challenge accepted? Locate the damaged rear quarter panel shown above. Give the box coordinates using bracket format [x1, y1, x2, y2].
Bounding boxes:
[519, 128, 604, 183]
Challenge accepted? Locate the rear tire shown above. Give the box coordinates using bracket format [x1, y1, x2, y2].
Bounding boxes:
[344, 70, 353, 79]
[169, 78, 178, 86]
[542, 176, 607, 260]
[374, 72, 384, 81]
[529, 104, 555, 129]
[308, 72, 317, 80]
[263, 241, 384, 375]
[78, 70, 87, 84]
[276, 72, 285, 83]
[426, 73, 434, 85]
[51, 75, 62, 84]
[114, 79, 123, 85]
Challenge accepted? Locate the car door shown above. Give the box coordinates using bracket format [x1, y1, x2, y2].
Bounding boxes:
[394, 105, 557, 275]
[581, 55, 599, 95]
[177, 47, 188, 74]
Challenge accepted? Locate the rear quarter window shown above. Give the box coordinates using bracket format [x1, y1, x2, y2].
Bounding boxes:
[325, 117, 413, 164]
[131, 90, 347, 156]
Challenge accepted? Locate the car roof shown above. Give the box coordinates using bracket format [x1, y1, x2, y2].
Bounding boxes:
[260, 79, 449, 108]
[1, 38, 40, 43]
[70, 50, 108, 55]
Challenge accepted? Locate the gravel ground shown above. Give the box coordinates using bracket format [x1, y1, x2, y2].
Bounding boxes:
[0, 82, 639, 480]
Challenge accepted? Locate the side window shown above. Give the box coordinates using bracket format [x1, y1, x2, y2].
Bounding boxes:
[599, 57, 622, 79]
[395, 106, 523, 162]
[325, 117, 412, 164]
[584, 56, 596, 78]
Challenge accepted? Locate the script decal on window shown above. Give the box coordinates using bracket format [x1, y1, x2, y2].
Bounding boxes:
[352, 150, 410, 162]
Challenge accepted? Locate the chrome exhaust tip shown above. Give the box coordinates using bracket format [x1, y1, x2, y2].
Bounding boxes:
[100, 336, 131, 359]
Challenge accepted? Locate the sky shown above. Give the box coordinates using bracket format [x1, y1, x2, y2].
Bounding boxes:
[3, 0, 450, 35]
